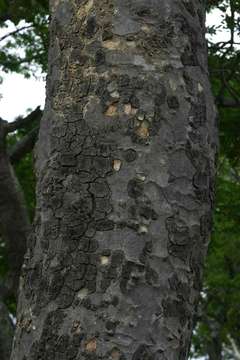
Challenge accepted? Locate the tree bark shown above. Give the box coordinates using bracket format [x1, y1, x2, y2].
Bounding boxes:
[11, 1, 218, 359]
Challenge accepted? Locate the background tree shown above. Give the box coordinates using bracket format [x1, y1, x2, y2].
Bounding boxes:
[0, 107, 42, 360]
[0, 2, 47, 358]
[191, 1, 240, 359]
[0, 0, 48, 75]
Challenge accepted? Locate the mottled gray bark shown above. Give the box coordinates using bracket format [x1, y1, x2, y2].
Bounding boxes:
[11, 1, 218, 359]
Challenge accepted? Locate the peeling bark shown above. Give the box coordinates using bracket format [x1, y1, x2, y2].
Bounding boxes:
[11, 1, 218, 360]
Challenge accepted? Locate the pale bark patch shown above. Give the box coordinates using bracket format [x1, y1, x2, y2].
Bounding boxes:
[105, 105, 118, 117]
[85, 338, 97, 353]
[77, 0, 94, 19]
[113, 159, 122, 172]
[136, 121, 150, 139]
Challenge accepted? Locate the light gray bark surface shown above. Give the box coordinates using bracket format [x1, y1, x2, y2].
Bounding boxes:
[11, 1, 218, 359]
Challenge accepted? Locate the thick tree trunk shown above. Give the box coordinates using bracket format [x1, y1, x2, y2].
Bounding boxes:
[11, 1, 218, 359]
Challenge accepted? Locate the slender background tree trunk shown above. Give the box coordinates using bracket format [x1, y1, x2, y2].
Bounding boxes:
[11, 0, 218, 359]
[0, 301, 14, 360]
[0, 120, 30, 296]
[0, 109, 41, 360]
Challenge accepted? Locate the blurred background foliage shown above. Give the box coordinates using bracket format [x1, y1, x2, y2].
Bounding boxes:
[0, 0, 48, 75]
[0, 0, 240, 359]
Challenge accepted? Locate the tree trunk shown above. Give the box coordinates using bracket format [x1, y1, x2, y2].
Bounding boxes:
[0, 118, 31, 360]
[0, 120, 30, 296]
[11, 1, 218, 359]
[0, 108, 41, 359]
[206, 323, 222, 360]
[208, 337, 222, 360]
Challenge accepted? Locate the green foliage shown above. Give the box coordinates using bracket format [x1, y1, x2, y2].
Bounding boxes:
[192, 158, 240, 357]
[0, 0, 48, 24]
[0, 0, 49, 75]
[191, 2, 240, 357]
[219, 108, 240, 166]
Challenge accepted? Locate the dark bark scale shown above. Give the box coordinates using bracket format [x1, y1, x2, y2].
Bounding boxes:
[11, 1, 218, 359]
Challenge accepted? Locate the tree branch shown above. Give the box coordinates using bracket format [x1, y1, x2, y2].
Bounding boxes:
[216, 97, 240, 108]
[9, 126, 39, 163]
[5, 106, 42, 134]
[227, 335, 240, 360]
[0, 24, 33, 42]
